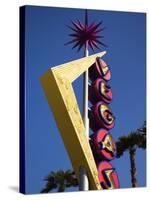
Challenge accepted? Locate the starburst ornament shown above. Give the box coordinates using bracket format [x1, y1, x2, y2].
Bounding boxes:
[65, 10, 106, 52]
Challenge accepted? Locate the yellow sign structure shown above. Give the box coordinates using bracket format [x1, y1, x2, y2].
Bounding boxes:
[40, 51, 106, 190]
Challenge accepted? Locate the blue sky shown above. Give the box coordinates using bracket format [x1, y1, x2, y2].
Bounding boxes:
[24, 6, 146, 194]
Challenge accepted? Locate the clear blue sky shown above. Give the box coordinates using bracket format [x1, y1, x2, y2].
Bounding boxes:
[24, 5, 146, 194]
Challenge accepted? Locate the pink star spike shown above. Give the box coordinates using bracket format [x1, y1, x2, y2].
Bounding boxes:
[65, 10, 106, 52]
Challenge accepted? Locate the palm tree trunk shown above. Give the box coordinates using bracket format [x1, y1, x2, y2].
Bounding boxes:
[129, 148, 137, 187]
[58, 183, 65, 192]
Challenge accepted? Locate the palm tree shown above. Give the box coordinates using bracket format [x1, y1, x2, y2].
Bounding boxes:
[116, 130, 146, 187]
[41, 170, 78, 193]
[137, 120, 146, 136]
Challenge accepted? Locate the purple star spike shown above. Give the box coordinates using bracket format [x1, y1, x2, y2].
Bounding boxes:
[65, 10, 106, 52]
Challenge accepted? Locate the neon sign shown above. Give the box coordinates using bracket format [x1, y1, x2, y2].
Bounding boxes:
[97, 161, 119, 189]
[89, 78, 112, 104]
[89, 57, 111, 81]
[90, 129, 116, 161]
[89, 57, 119, 189]
[41, 52, 119, 190]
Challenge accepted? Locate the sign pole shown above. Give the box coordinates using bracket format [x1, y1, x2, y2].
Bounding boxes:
[79, 45, 89, 191]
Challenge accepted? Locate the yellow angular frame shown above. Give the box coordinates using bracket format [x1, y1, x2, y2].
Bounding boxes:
[40, 51, 106, 190]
